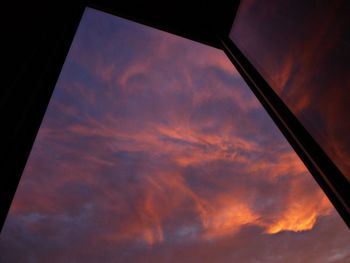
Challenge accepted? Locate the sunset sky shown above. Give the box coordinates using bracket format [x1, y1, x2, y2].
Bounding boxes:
[0, 8, 349, 262]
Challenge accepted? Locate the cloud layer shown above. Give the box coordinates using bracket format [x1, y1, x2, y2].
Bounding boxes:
[1, 8, 349, 263]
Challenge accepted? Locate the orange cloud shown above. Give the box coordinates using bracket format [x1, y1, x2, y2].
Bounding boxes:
[265, 191, 332, 234]
[200, 197, 260, 239]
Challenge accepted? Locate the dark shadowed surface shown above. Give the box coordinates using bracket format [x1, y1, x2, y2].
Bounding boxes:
[1, 8, 349, 263]
[230, 0, 350, 181]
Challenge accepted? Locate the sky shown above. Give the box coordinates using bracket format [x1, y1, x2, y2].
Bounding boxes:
[231, 0, 350, 180]
[0, 7, 349, 263]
